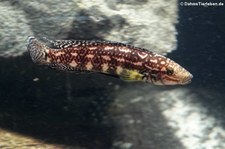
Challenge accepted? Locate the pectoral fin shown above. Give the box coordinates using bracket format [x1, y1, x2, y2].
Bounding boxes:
[120, 69, 144, 82]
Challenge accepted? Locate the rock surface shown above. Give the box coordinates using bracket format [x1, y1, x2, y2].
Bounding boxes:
[0, 0, 178, 57]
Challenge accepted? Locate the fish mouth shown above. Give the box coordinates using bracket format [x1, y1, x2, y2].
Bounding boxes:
[181, 74, 193, 85]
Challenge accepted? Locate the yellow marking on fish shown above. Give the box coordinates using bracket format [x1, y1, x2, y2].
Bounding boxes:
[116, 66, 123, 75]
[120, 69, 144, 81]
[116, 58, 125, 62]
[89, 47, 98, 50]
[104, 46, 114, 50]
[101, 55, 111, 61]
[70, 60, 78, 67]
[102, 63, 109, 72]
[86, 54, 94, 59]
[46, 57, 51, 63]
[137, 52, 148, 59]
[54, 51, 65, 56]
[71, 53, 78, 56]
[119, 47, 131, 53]
[150, 59, 158, 63]
[132, 61, 142, 66]
[85, 62, 93, 70]
[161, 61, 166, 65]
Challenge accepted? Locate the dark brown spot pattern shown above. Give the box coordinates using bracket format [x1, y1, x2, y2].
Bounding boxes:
[46, 41, 168, 76]
[28, 37, 191, 84]
[27, 37, 193, 85]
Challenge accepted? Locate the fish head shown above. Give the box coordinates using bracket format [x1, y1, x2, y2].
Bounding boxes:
[145, 56, 193, 85]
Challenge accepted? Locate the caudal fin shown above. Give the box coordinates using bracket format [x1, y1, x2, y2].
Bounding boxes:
[27, 36, 50, 65]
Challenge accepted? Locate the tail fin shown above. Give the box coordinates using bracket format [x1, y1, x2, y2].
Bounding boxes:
[27, 36, 50, 65]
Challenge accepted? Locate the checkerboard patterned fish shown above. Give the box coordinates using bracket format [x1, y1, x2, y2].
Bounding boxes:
[27, 37, 193, 85]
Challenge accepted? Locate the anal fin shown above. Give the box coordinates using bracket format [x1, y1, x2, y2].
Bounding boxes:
[48, 63, 89, 73]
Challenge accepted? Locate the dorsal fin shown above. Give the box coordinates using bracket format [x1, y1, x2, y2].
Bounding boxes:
[40, 37, 77, 49]
[40, 37, 154, 54]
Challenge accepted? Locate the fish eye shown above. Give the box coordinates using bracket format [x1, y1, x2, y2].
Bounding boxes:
[166, 67, 174, 76]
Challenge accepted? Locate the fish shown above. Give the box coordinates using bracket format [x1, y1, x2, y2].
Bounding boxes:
[27, 36, 193, 85]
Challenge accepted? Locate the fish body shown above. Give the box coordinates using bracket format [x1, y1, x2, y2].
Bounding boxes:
[27, 37, 193, 85]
